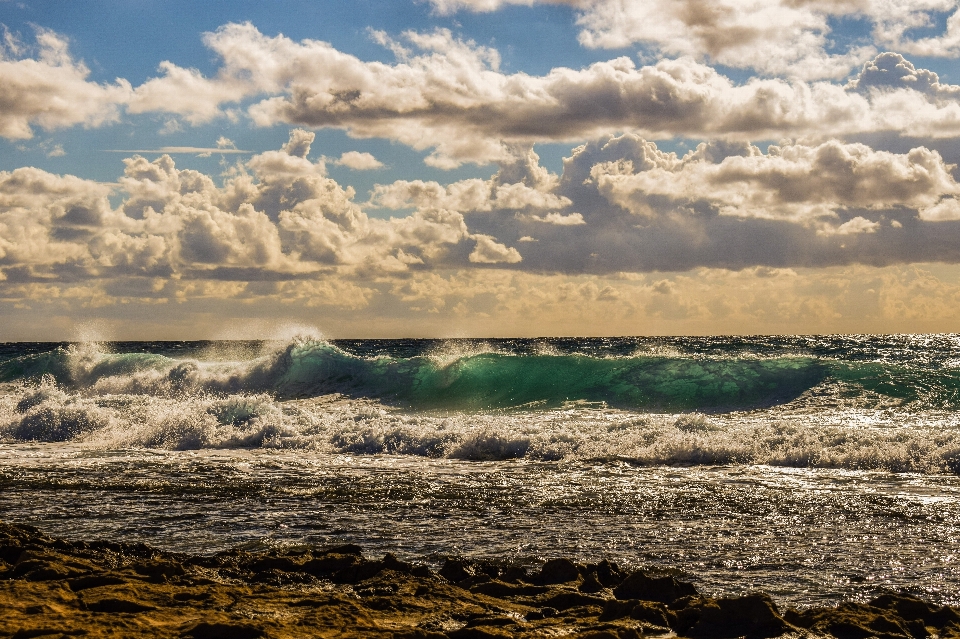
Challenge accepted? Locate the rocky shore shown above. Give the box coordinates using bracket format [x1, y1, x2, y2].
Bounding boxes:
[2, 521, 958, 639]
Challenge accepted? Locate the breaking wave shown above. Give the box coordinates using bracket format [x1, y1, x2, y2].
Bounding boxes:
[3, 336, 960, 474]
[3, 336, 959, 411]
[2, 380, 960, 473]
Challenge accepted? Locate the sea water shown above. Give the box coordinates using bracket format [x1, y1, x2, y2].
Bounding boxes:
[2, 335, 960, 607]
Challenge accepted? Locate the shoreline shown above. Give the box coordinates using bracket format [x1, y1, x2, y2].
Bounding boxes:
[2, 522, 958, 638]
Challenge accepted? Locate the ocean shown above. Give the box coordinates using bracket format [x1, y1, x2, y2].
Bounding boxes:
[2, 335, 960, 608]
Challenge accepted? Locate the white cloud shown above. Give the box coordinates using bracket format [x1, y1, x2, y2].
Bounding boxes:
[526, 211, 586, 225]
[0, 130, 518, 281]
[9, 128, 960, 291]
[591, 137, 960, 222]
[920, 197, 960, 220]
[121, 25, 960, 166]
[106, 146, 252, 155]
[335, 151, 384, 170]
[469, 234, 523, 263]
[7, 23, 960, 171]
[0, 27, 131, 139]
[428, 0, 960, 75]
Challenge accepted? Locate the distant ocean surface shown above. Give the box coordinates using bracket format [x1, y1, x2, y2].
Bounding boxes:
[3, 335, 960, 606]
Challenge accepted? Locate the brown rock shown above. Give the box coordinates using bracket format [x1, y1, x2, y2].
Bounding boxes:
[181, 622, 266, 639]
[534, 558, 582, 585]
[612, 570, 698, 603]
[686, 593, 794, 639]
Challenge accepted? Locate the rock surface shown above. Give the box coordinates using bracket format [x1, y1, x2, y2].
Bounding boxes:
[2, 521, 959, 638]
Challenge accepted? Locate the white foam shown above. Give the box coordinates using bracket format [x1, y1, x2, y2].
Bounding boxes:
[4, 366, 960, 473]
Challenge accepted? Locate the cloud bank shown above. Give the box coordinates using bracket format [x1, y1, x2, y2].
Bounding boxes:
[5, 129, 960, 293]
[6, 24, 960, 169]
[429, 0, 960, 77]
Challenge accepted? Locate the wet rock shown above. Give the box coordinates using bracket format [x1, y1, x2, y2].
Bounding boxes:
[447, 627, 513, 638]
[600, 599, 638, 621]
[6, 519, 960, 639]
[469, 579, 549, 597]
[134, 559, 186, 582]
[0, 543, 23, 563]
[463, 615, 519, 628]
[591, 560, 627, 588]
[541, 590, 608, 611]
[630, 601, 674, 627]
[181, 622, 266, 639]
[599, 599, 674, 627]
[67, 574, 127, 590]
[579, 570, 605, 593]
[533, 558, 582, 585]
[85, 597, 157, 613]
[302, 551, 360, 576]
[612, 570, 698, 603]
[12, 559, 83, 581]
[686, 593, 795, 639]
[786, 601, 918, 639]
[248, 555, 303, 573]
[525, 607, 558, 620]
[391, 631, 448, 639]
[500, 565, 528, 583]
[440, 558, 475, 583]
[870, 593, 960, 629]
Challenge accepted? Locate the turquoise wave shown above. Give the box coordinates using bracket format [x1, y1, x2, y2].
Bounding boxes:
[268, 341, 830, 410]
[13, 338, 960, 411]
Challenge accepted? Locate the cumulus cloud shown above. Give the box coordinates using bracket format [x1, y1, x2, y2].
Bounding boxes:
[429, 0, 960, 76]
[506, 133, 960, 272]
[118, 24, 960, 166]
[469, 234, 523, 263]
[334, 151, 384, 170]
[525, 212, 586, 225]
[0, 27, 131, 139]
[0, 130, 520, 283]
[7, 23, 960, 169]
[9, 126, 960, 294]
[591, 138, 960, 222]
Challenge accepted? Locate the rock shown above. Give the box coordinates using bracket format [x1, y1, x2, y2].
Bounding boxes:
[579, 571, 605, 593]
[447, 627, 512, 638]
[134, 559, 187, 582]
[469, 579, 549, 597]
[869, 593, 960, 628]
[686, 594, 794, 639]
[612, 570, 698, 603]
[786, 602, 914, 639]
[541, 590, 608, 611]
[67, 574, 127, 590]
[5, 519, 960, 639]
[600, 599, 638, 621]
[181, 622, 266, 639]
[85, 597, 158, 613]
[534, 558, 582, 584]
[500, 566, 528, 583]
[11, 559, 81, 581]
[391, 631, 448, 639]
[302, 552, 360, 576]
[248, 555, 303, 573]
[440, 558, 474, 583]
[630, 600, 674, 628]
[591, 560, 627, 588]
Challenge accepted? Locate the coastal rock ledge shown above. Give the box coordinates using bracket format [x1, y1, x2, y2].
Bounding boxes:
[1, 522, 958, 639]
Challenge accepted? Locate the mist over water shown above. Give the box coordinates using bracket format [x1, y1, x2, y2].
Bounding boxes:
[3, 335, 960, 606]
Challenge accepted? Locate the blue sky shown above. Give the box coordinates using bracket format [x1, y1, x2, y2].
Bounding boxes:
[5, 0, 960, 338]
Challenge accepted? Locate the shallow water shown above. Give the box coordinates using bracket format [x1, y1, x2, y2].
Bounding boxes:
[2, 335, 960, 607]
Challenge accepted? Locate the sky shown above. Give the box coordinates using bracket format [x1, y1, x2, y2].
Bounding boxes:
[5, 1, 960, 339]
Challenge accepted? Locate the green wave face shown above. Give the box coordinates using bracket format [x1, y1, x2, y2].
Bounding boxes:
[274, 344, 830, 411]
[411, 354, 833, 410]
[8, 339, 960, 412]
